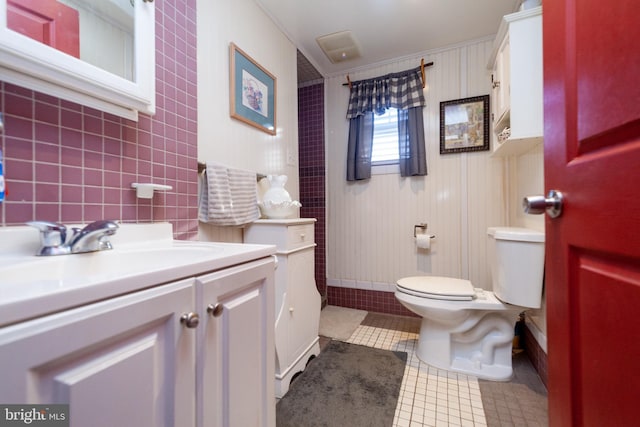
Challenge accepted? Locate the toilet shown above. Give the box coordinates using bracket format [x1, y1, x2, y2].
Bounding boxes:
[395, 227, 545, 381]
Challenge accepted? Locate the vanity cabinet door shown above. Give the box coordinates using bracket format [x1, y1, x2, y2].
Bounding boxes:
[286, 247, 320, 363]
[196, 257, 275, 427]
[0, 279, 196, 427]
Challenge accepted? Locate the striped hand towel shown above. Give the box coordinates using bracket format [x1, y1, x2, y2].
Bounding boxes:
[198, 162, 260, 226]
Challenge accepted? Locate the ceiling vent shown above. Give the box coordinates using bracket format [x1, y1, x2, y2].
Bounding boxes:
[316, 31, 361, 63]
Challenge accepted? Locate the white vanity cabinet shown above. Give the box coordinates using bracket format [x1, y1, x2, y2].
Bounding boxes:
[488, 6, 543, 157]
[196, 257, 275, 427]
[0, 256, 276, 427]
[244, 219, 321, 398]
[0, 278, 197, 426]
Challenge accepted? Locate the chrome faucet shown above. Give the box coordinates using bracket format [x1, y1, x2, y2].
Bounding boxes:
[68, 220, 119, 253]
[26, 221, 70, 256]
[27, 220, 119, 256]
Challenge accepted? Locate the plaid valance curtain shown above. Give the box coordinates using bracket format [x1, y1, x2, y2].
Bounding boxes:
[346, 67, 426, 118]
[346, 67, 428, 181]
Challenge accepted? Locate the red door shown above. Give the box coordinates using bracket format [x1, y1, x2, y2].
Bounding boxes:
[7, 0, 80, 58]
[544, 0, 640, 425]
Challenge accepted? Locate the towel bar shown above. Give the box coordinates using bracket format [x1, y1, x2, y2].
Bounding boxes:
[197, 162, 266, 181]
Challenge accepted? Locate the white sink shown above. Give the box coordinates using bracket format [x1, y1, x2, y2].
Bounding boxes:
[0, 223, 275, 327]
[3, 243, 224, 285]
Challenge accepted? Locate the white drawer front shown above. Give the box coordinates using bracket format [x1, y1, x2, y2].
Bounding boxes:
[286, 224, 314, 250]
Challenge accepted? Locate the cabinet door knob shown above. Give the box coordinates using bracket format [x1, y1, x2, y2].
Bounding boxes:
[180, 312, 200, 328]
[207, 303, 224, 317]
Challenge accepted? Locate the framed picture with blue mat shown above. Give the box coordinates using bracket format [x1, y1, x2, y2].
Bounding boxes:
[229, 43, 277, 135]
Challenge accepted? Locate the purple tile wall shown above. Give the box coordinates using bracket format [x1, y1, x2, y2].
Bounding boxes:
[0, 0, 199, 240]
[327, 287, 418, 317]
[524, 320, 548, 387]
[298, 83, 326, 297]
[297, 82, 415, 316]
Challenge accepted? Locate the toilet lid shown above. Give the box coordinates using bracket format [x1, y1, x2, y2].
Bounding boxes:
[396, 276, 476, 301]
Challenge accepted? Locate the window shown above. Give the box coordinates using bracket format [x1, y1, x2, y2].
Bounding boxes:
[372, 108, 399, 165]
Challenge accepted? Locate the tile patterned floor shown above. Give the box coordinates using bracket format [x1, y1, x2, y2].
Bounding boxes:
[478, 352, 548, 427]
[327, 311, 548, 427]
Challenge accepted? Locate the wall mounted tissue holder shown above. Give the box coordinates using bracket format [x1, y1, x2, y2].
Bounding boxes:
[414, 223, 436, 239]
[414, 223, 435, 250]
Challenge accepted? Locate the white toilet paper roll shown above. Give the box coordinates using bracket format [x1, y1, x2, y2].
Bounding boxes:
[416, 234, 431, 250]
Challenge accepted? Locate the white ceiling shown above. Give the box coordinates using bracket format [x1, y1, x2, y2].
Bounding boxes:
[255, 0, 522, 81]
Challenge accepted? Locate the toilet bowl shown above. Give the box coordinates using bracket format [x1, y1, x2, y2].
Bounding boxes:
[395, 227, 544, 381]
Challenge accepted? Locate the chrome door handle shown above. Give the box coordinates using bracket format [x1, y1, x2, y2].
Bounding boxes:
[523, 190, 564, 218]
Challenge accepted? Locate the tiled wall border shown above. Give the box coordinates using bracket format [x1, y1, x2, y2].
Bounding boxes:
[327, 284, 417, 317]
[524, 317, 548, 387]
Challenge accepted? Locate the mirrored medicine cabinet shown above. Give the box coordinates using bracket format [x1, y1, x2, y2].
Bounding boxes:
[0, 0, 155, 120]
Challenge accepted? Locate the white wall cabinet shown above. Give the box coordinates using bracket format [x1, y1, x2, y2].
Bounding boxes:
[0, 258, 275, 427]
[245, 219, 321, 398]
[488, 6, 543, 157]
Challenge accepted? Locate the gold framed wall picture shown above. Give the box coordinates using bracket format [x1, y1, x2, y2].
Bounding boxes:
[229, 43, 277, 135]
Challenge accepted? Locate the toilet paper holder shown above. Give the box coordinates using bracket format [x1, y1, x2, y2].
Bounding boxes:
[414, 223, 435, 239]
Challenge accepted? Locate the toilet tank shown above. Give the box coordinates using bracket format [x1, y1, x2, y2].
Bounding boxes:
[487, 227, 545, 308]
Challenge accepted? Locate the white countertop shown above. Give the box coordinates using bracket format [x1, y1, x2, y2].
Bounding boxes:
[0, 223, 275, 327]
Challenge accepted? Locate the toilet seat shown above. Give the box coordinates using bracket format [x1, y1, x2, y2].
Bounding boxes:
[396, 276, 476, 301]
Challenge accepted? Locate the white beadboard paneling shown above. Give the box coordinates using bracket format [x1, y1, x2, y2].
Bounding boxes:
[326, 39, 504, 290]
[511, 144, 545, 231]
[197, 0, 299, 242]
[198, 223, 243, 243]
[510, 143, 545, 338]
